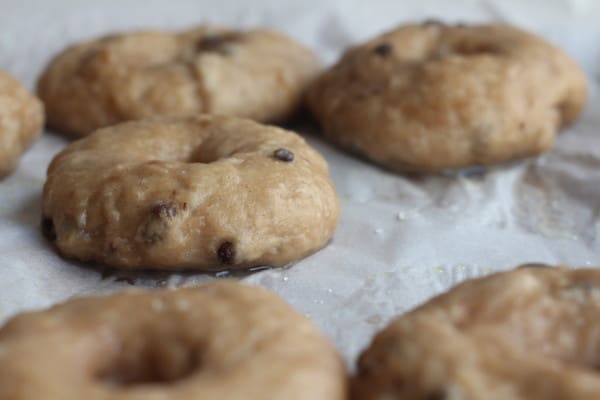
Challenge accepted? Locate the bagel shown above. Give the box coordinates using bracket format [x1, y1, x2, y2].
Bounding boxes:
[353, 265, 600, 400]
[0, 281, 347, 399]
[42, 115, 339, 270]
[38, 27, 320, 137]
[307, 22, 587, 172]
[0, 71, 44, 177]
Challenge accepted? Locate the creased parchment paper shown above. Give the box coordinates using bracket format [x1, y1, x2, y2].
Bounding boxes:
[1, 0, 599, 366]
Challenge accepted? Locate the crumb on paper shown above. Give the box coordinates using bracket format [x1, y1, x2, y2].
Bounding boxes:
[366, 314, 383, 324]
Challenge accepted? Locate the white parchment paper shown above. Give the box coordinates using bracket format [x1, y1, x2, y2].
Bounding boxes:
[1, 0, 599, 366]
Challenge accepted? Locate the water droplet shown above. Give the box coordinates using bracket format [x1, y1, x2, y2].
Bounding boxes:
[215, 271, 230, 278]
[248, 265, 272, 273]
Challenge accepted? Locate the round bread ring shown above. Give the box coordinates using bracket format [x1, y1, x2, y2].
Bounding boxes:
[42, 115, 339, 270]
[353, 265, 600, 400]
[0, 281, 347, 399]
[38, 27, 320, 137]
[0, 71, 44, 177]
[307, 22, 588, 172]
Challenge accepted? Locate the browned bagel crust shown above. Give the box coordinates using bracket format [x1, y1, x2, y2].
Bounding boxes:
[308, 22, 588, 172]
[0, 71, 44, 177]
[42, 115, 339, 270]
[38, 27, 320, 137]
[0, 281, 347, 399]
[353, 265, 600, 400]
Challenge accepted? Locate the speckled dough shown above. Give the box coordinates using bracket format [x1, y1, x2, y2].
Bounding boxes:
[38, 27, 321, 137]
[0, 71, 44, 177]
[308, 22, 588, 172]
[0, 281, 347, 400]
[353, 265, 600, 400]
[42, 115, 339, 270]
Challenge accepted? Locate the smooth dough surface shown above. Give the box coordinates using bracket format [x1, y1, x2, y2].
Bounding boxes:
[38, 27, 321, 137]
[0, 281, 347, 400]
[353, 265, 600, 400]
[308, 22, 588, 172]
[42, 115, 339, 270]
[0, 71, 44, 177]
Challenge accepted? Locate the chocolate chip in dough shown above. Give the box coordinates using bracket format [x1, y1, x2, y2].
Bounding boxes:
[41, 217, 56, 241]
[217, 241, 236, 265]
[273, 148, 295, 162]
[373, 43, 393, 57]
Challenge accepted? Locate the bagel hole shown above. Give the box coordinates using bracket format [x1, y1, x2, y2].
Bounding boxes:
[99, 341, 200, 387]
[196, 32, 243, 55]
[186, 142, 253, 164]
[186, 145, 225, 164]
[453, 42, 502, 56]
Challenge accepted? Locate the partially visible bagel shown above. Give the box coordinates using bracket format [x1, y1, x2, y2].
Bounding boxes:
[308, 22, 587, 172]
[0, 71, 44, 177]
[353, 265, 600, 400]
[38, 27, 320, 137]
[0, 281, 347, 399]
